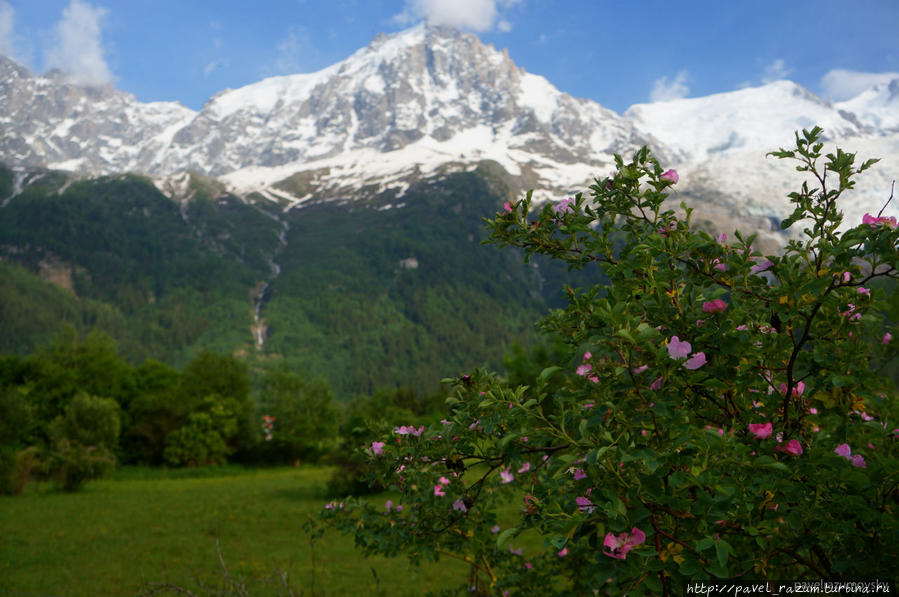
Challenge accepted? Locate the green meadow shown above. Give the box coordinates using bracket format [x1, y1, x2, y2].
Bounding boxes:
[0, 466, 488, 596]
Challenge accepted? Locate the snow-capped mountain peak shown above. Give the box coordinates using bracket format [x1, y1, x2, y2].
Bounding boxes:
[624, 80, 864, 163]
[0, 27, 896, 238]
[835, 76, 899, 132]
[155, 25, 643, 202]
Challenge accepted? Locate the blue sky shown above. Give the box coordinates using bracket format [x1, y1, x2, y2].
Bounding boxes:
[1, 0, 897, 113]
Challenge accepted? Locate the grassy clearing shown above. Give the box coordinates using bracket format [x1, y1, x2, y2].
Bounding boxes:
[1, 466, 478, 596]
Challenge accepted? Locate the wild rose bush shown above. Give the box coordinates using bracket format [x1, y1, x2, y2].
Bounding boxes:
[311, 128, 898, 594]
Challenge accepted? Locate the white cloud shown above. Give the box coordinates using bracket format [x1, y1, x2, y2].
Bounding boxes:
[761, 58, 791, 83]
[203, 59, 228, 77]
[44, 0, 112, 86]
[649, 70, 689, 102]
[393, 0, 521, 32]
[0, 0, 14, 58]
[260, 26, 317, 77]
[820, 69, 899, 101]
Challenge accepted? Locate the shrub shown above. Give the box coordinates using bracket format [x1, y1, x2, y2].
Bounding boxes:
[44, 439, 116, 491]
[163, 396, 239, 467]
[43, 392, 121, 491]
[312, 128, 899, 593]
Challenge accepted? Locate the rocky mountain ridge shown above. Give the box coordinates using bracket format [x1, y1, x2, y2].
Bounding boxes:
[1, 24, 897, 233]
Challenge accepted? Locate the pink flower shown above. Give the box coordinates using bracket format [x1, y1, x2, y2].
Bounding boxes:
[748, 422, 773, 439]
[573, 468, 587, 481]
[684, 352, 707, 370]
[434, 485, 446, 497]
[779, 381, 805, 397]
[500, 468, 515, 484]
[557, 547, 569, 557]
[834, 444, 852, 459]
[667, 336, 692, 359]
[712, 259, 726, 272]
[602, 528, 646, 560]
[394, 425, 424, 436]
[809, 408, 818, 415]
[650, 376, 663, 390]
[851, 454, 867, 468]
[518, 462, 531, 474]
[582, 351, 592, 361]
[717, 233, 727, 244]
[702, 299, 728, 314]
[660, 169, 679, 184]
[632, 365, 648, 374]
[576, 363, 593, 376]
[491, 525, 501, 533]
[385, 500, 393, 511]
[862, 213, 898, 228]
[780, 439, 803, 456]
[439, 476, 451, 486]
[884, 333, 893, 345]
[452, 499, 468, 512]
[751, 258, 774, 273]
[503, 201, 514, 213]
[858, 287, 871, 297]
[371, 441, 385, 455]
[843, 271, 851, 283]
[576, 496, 595, 513]
[854, 410, 875, 422]
[553, 198, 574, 216]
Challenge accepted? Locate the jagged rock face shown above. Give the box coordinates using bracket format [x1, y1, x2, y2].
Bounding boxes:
[0, 26, 897, 232]
[0, 56, 195, 175]
[0, 26, 645, 186]
[155, 25, 643, 177]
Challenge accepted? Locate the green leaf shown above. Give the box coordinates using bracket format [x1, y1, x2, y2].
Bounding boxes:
[678, 557, 701, 576]
[548, 535, 568, 549]
[644, 574, 663, 592]
[758, 461, 791, 473]
[496, 527, 517, 549]
[500, 433, 518, 447]
[615, 329, 636, 344]
[715, 540, 732, 567]
[537, 366, 562, 383]
[707, 561, 729, 578]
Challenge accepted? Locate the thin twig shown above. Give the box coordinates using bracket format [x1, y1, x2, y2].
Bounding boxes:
[876, 180, 895, 218]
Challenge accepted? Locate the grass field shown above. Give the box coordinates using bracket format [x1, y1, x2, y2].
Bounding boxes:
[0, 466, 479, 596]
